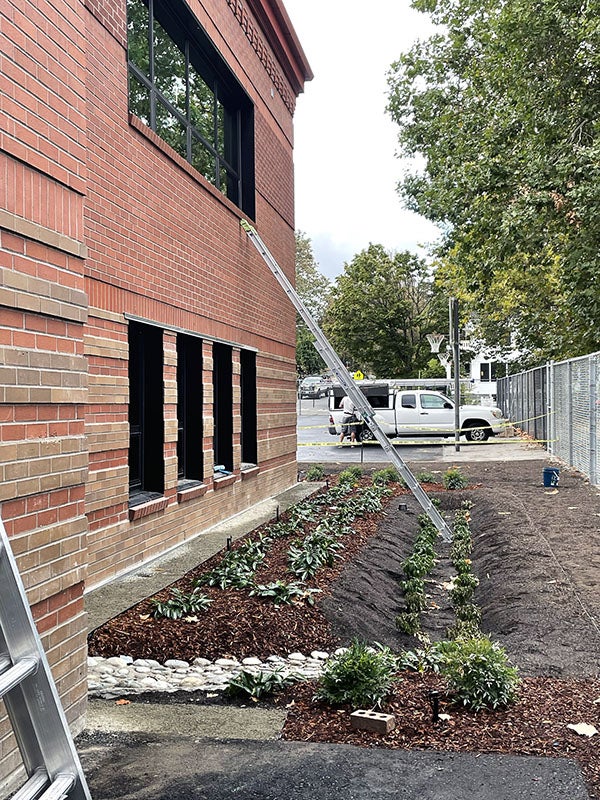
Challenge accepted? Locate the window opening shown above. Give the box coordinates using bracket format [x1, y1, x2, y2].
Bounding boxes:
[240, 350, 257, 465]
[127, 0, 255, 215]
[128, 321, 164, 499]
[177, 334, 204, 483]
[213, 343, 233, 473]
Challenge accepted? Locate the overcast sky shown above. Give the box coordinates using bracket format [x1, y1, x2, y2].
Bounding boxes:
[283, 0, 440, 280]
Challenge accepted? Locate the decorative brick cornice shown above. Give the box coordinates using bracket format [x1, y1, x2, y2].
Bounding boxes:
[226, 0, 296, 113]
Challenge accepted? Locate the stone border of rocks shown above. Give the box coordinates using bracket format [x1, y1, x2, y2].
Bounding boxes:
[87, 650, 338, 699]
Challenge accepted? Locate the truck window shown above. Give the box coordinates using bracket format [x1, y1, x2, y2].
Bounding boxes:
[421, 393, 449, 410]
[401, 394, 417, 409]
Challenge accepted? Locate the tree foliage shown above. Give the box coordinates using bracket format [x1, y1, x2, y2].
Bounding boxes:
[387, 0, 600, 364]
[323, 245, 446, 377]
[295, 232, 332, 376]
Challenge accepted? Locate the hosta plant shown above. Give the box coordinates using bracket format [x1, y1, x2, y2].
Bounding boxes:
[225, 668, 298, 700]
[150, 588, 212, 620]
[249, 580, 320, 606]
[314, 639, 399, 708]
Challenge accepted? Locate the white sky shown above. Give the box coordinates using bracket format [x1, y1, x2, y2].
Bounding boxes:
[283, 0, 440, 280]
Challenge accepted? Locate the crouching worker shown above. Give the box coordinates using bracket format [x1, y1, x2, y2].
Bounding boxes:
[339, 395, 358, 445]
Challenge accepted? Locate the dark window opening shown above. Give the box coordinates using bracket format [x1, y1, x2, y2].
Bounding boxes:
[480, 362, 497, 382]
[127, 0, 255, 216]
[128, 321, 164, 499]
[177, 334, 204, 483]
[240, 350, 257, 465]
[213, 343, 233, 472]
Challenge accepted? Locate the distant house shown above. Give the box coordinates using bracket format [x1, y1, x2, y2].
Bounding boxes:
[0, 0, 311, 785]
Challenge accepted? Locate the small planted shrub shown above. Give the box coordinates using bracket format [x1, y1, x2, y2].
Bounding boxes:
[249, 580, 320, 606]
[398, 640, 447, 674]
[314, 640, 398, 708]
[449, 572, 479, 606]
[372, 467, 400, 486]
[225, 668, 297, 700]
[287, 530, 344, 581]
[443, 467, 469, 490]
[395, 610, 421, 635]
[305, 464, 325, 481]
[338, 466, 363, 486]
[150, 588, 213, 620]
[435, 637, 520, 710]
[415, 471, 437, 484]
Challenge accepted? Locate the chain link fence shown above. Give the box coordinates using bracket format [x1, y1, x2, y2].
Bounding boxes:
[496, 352, 600, 486]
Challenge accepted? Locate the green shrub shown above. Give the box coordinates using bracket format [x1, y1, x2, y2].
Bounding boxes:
[314, 640, 398, 708]
[305, 464, 325, 481]
[443, 467, 469, 490]
[338, 466, 363, 486]
[372, 467, 400, 486]
[435, 637, 520, 710]
[150, 588, 212, 620]
[415, 471, 437, 484]
[395, 610, 421, 635]
[225, 668, 298, 700]
[398, 641, 446, 674]
[446, 619, 482, 640]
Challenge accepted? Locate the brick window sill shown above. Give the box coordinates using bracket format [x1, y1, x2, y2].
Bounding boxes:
[213, 474, 236, 490]
[177, 483, 208, 503]
[241, 465, 260, 480]
[128, 496, 169, 521]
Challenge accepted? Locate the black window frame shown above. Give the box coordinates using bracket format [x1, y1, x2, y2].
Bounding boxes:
[126, 0, 255, 216]
[213, 342, 233, 473]
[128, 321, 165, 500]
[177, 333, 204, 483]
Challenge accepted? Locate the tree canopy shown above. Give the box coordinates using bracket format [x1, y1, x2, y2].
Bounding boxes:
[323, 244, 446, 377]
[295, 232, 331, 377]
[387, 0, 600, 364]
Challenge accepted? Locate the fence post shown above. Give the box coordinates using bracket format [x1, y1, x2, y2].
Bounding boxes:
[567, 361, 573, 467]
[590, 355, 597, 485]
[547, 361, 554, 455]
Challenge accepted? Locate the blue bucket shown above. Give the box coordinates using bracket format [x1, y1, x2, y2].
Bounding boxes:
[543, 467, 560, 487]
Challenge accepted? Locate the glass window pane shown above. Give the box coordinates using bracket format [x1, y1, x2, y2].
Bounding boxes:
[128, 71, 150, 125]
[189, 64, 215, 143]
[153, 18, 186, 114]
[192, 136, 216, 183]
[156, 101, 187, 160]
[127, 0, 150, 78]
[219, 165, 237, 200]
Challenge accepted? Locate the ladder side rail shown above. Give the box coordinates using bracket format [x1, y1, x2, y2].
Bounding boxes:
[241, 221, 452, 542]
[0, 519, 92, 800]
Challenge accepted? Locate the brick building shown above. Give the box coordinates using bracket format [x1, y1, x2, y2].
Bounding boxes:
[0, 0, 311, 784]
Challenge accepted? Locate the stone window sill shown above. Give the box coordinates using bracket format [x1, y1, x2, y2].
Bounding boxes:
[177, 483, 208, 503]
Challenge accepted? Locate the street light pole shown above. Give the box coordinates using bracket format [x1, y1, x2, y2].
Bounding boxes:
[449, 298, 461, 452]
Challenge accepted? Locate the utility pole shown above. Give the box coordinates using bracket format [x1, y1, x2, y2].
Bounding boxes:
[449, 298, 461, 452]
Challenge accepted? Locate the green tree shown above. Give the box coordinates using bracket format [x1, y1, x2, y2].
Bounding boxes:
[295, 232, 332, 376]
[323, 245, 446, 377]
[387, 0, 600, 365]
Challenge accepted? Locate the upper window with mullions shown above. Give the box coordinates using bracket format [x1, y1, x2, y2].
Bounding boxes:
[127, 0, 255, 215]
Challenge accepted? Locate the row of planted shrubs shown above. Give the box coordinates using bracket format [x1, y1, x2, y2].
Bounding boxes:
[151, 466, 394, 619]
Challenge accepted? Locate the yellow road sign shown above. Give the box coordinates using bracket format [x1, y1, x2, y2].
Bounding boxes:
[353, 370, 364, 380]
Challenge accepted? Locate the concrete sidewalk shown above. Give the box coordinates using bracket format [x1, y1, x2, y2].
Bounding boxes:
[80, 440, 586, 800]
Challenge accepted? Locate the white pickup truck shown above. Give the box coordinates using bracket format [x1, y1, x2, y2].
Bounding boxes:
[328, 382, 507, 442]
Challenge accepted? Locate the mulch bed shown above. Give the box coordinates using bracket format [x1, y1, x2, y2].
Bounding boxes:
[88, 461, 600, 798]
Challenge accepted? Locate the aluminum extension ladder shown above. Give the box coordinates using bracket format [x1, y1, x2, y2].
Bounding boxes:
[241, 219, 453, 542]
[0, 516, 91, 800]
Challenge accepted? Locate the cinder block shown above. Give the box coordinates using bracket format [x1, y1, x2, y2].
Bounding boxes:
[350, 710, 396, 734]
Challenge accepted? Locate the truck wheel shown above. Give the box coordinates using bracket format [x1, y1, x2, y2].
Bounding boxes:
[465, 423, 491, 442]
[360, 425, 371, 443]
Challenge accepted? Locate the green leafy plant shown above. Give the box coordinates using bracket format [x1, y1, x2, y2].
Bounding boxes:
[395, 610, 421, 635]
[435, 637, 520, 710]
[372, 467, 400, 486]
[150, 588, 212, 620]
[337, 466, 363, 486]
[249, 580, 320, 606]
[415, 470, 437, 484]
[443, 467, 469, 490]
[449, 572, 479, 606]
[305, 464, 325, 481]
[225, 668, 298, 700]
[314, 639, 399, 708]
[398, 639, 447, 674]
[288, 529, 344, 580]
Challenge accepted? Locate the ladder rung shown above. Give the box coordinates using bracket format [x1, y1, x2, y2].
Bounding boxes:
[9, 769, 49, 800]
[37, 774, 76, 800]
[0, 657, 38, 698]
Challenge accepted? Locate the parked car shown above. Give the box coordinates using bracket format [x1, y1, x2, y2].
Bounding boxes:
[328, 382, 507, 442]
[299, 376, 329, 399]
